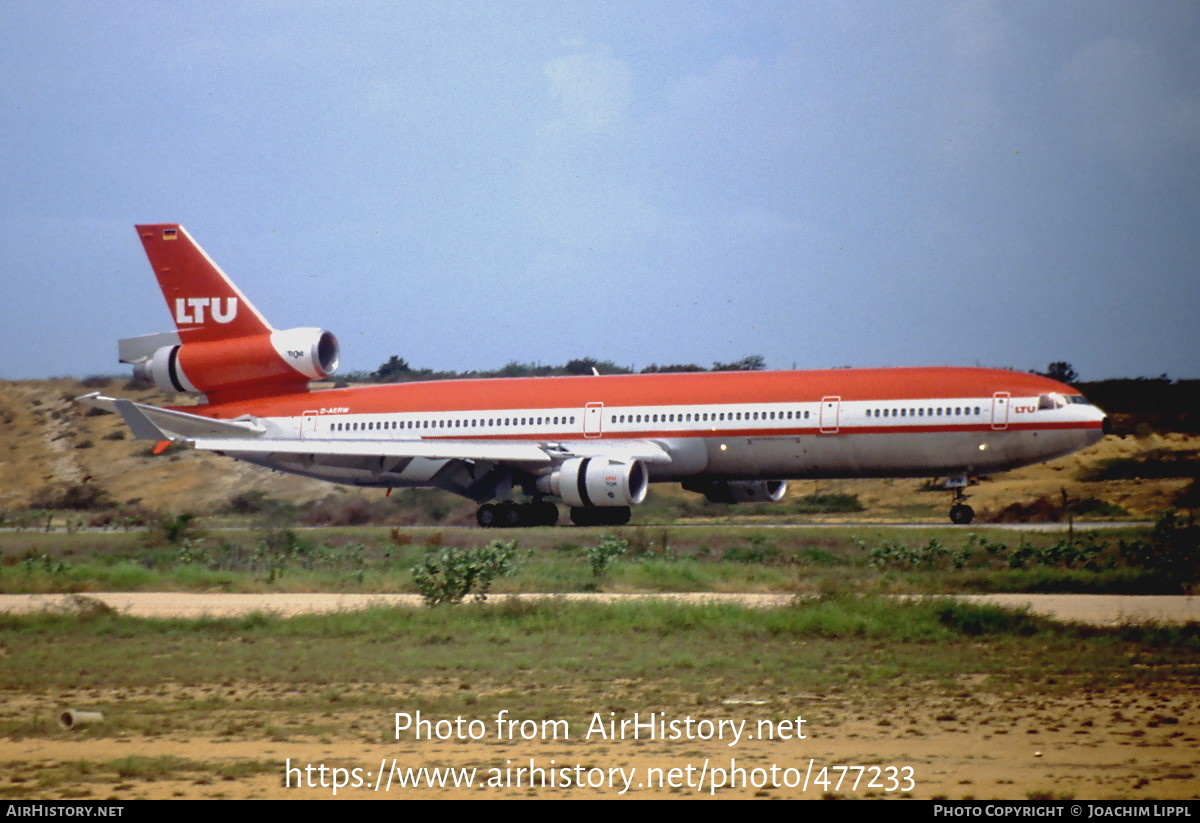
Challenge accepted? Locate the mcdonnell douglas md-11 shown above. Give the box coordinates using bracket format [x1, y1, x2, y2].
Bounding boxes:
[80, 225, 1108, 527]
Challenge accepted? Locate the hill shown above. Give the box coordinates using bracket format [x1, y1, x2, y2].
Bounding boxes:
[0, 377, 1194, 523]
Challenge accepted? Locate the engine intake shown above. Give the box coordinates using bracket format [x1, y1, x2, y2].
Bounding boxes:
[683, 479, 788, 504]
[537, 458, 648, 507]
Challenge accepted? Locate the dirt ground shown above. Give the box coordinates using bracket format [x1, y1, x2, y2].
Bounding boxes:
[2, 593, 1197, 800]
[4, 676, 1197, 800]
[2, 592, 1197, 624]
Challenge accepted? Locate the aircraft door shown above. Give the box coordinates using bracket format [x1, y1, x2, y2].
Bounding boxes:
[991, 392, 1010, 430]
[583, 402, 604, 439]
[820, 396, 841, 434]
[301, 411, 319, 438]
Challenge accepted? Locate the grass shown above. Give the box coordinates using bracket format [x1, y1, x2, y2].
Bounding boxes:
[1, 521, 1192, 594]
[1, 598, 1195, 693]
[0, 598, 1195, 765]
[1, 596, 1195, 799]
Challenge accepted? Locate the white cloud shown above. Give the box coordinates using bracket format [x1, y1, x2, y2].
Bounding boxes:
[543, 47, 631, 132]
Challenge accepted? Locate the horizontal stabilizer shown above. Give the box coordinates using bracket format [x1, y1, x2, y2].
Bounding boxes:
[77, 393, 266, 440]
[118, 331, 182, 365]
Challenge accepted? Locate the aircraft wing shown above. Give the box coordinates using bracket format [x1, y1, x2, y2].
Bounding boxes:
[190, 437, 675, 466]
[191, 436, 554, 464]
[78, 393, 673, 468]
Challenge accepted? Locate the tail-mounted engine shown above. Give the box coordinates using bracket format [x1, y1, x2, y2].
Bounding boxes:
[537, 457, 649, 507]
[683, 479, 788, 504]
[122, 327, 339, 402]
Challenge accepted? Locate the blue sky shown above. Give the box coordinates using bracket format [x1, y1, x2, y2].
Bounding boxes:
[2, 1, 1197, 382]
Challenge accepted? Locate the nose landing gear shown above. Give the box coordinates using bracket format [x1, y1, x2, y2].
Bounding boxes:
[945, 473, 975, 525]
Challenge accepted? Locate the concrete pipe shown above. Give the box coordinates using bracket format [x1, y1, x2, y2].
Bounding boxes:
[60, 709, 104, 729]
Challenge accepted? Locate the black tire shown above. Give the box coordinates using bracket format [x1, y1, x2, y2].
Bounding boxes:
[499, 501, 522, 528]
[535, 501, 559, 526]
[570, 506, 631, 527]
[949, 504, 975, 525]
[569, 507, 595, 527]
[605, 506, 631, 526]
[476, 503, 498, 528]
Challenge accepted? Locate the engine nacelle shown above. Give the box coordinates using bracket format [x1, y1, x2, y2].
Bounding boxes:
[683, 479, 788, 504]
[132, 327, 339, 399]
[537, 457, 648, 507]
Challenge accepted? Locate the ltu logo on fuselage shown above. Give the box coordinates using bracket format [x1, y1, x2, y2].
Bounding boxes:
[174, 297, 238, 324]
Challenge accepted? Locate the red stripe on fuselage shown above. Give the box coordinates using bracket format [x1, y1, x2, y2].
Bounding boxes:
[411, 420, 1103, 443]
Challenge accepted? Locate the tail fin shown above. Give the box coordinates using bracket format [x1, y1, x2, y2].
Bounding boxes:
[124, 225, 339, 404]
[135, 224, 273, 342]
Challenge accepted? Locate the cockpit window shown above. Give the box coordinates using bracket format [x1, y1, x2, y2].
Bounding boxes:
[1066, 395, 1091, 405]
[1038, 393, 1067, 410]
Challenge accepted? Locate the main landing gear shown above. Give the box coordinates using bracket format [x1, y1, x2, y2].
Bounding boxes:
[475, 501, 633, 528]
[569, 506, 631, 527]
[945, 473, 975, 525]
[476, 500, 559, 528]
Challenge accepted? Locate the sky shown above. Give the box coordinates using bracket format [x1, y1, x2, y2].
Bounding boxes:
[1, 1, 1197, 382]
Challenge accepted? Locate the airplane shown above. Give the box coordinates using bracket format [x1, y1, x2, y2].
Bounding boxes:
[79, 224, 1110, 527]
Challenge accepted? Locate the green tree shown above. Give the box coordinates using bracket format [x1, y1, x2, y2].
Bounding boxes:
[712, 355, 766, 372]
[371, 355, 412, 382]
[641, 363, 706, 373]
[1040, 362, 1079, 384]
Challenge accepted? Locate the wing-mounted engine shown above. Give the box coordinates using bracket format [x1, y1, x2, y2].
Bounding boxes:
[121, 327, 339, 401]
[683, 479, 788, 503]
[536, 457, 649, 507]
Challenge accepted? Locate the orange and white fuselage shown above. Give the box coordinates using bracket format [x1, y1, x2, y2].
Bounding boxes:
[82, 225, 1107, 526]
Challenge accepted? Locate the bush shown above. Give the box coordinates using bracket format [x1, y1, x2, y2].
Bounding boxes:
[865, 537, 967, 570]
[1067, 497, 1129, 518]
[29, 482, 113, 511]
[143, 512, 202, 546]
[1119, 510, 1199, 585]
[122, 376, 154, 392]
[793, 493, 864, 513]
[722, 534, 782, 564]
[411, 540, 520, 606]
[585, 534, 628, 576]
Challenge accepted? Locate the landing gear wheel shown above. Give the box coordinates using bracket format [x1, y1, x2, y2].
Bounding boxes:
[534, 501, 559, 526]
[498, 501, 522, 528]
[606, 506, 632, 526]
[949, 504, 975, 525]
[476, 503, 498, 528]
[569, 506, 632, 527]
